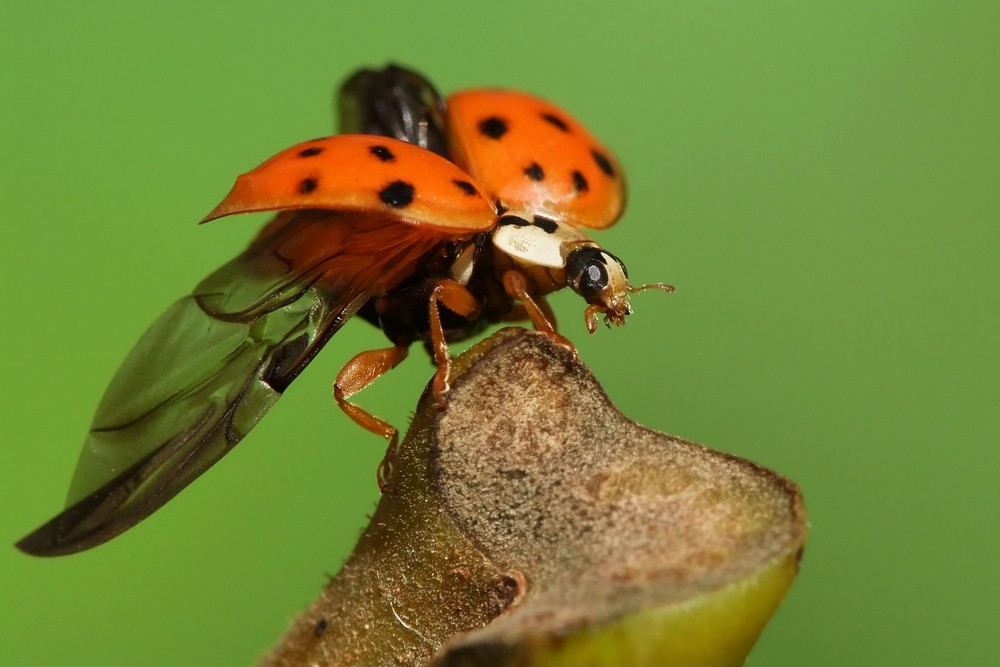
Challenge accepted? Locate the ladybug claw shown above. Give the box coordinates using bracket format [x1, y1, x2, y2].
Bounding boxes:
[432, 367, 451, 408]
[376, 433, 400, 493]
[544, 331, 577, 359]
[433, 386, 450, 408]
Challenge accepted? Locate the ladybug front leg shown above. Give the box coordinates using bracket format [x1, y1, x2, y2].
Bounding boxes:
[501, 270, 576, 354]
[429, 279, 482, 406]
[333, 344, 409, 491]
[500, 295, 558, 330]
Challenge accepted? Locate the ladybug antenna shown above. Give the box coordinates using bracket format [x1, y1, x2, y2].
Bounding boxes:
[583, 283, 675, 333]
[626, 282, 676, 296]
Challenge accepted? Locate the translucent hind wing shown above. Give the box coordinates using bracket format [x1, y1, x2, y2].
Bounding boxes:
[18, 210, 444, 555]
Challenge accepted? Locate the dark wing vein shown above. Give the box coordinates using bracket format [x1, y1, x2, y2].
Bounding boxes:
[18, 210, 444, 556]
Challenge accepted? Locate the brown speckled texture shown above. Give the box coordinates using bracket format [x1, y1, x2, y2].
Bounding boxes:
[262, 329, 805, 666]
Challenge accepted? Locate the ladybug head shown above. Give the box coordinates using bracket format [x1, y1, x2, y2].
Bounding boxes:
[565, 246, 674, 333]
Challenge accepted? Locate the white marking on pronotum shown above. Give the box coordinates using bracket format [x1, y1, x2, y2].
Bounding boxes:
[450, 241, 477, 285]
[492, 213, 592, 269]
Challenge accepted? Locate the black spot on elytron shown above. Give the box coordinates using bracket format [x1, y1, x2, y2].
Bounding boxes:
[533, 216, 558, 233]
[478, 116, 508, 139]
[298, 147, 323, 158]
[369, 145, 395, 162]
[299, 177, 318, 194]
[498, 214, 530, 227]
[592, 150, 616, 177]
[572, 170, 589, 193]
[379, 180, 415, 208]
[540, 113, 570, 132]
[452, 179, 478, 196]
[523, 162, 545, 181]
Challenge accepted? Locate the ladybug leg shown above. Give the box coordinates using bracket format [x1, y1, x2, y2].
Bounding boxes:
[429, 279, 482, 406]
[501, 296, 558, 330]
[502, 304, 529, 322]
[502, 270, 576, 353]
[333, 344, 409, 491]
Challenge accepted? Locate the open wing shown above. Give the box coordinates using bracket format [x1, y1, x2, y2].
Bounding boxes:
[18, 209, 448, 556]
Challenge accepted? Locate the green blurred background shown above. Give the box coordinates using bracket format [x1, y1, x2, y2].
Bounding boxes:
[1, 1, 996, 665]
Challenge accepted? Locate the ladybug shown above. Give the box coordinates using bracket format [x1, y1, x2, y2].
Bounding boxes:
[18, 65, 672, 556]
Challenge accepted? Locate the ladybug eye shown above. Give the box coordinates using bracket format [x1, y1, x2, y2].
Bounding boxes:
[581, 261, 608, 292]
[566, 247, 610, 298]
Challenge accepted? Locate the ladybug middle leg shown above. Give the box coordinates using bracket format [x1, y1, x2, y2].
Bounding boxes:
[428, 278, 482, 406]
[501, 269, 576, 354]
[501, 299, 558, 330]
[333, 344, 409, 491]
